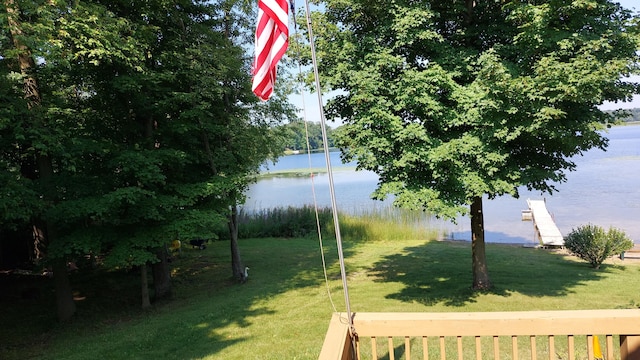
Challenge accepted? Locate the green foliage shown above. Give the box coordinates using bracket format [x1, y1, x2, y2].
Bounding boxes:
[279, 120, 335, 152]
[0, 0, 295, 272]
[606, 108, 640, 123]
[564, 224, 634, 269]
[230, 206, 439, 242]
[310, 0, 640, 220]
[337, 209, 441, 242]
[231, 206, 333, 239]
[304, 0, 640, 289]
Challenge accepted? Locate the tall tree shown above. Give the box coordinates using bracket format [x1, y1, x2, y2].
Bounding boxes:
[60, 0, 291, 293]
[312, 0, 640, 289]
[1, 0, 294, 314]
[211, 0, 295, 281]
[2, 0, 77, 320]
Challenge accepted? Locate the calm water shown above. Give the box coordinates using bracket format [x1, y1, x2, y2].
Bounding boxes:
[244, 125, 640, 244]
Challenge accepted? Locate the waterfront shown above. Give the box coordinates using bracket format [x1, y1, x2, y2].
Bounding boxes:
[243, 125, 640, 244]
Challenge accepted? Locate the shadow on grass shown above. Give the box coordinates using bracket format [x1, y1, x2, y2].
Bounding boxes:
[367, 236, 609, 307]
[6, 232, 620, 359]
[0, 236, 350, 360]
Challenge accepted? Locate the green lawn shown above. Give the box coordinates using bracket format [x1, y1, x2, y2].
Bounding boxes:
[2, 237, 639, 360]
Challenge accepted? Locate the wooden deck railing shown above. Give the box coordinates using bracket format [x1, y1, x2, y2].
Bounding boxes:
[319, 309, 640, 360]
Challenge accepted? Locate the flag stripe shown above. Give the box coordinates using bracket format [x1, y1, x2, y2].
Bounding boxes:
[260, 0, 289, 30]
[252, 0, 289, 101]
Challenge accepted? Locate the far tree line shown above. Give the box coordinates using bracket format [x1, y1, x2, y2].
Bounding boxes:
[607, 108, 640, 123]
[278, 106, 640, 154]
[280, 120, 336, 152]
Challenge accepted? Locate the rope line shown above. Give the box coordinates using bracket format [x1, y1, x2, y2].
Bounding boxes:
[300, 0, 356, 337]
[290, 1, 338, 314]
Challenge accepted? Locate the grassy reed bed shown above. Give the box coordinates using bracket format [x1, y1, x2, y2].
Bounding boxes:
[2, 208, 640, 360]
[233, 206, 443, 241]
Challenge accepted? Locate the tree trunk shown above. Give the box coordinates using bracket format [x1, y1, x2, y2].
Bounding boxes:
[5, 0, 76, 321]
[470, 196, 492, 290]
[152, 248, 172, 300]
[38, 156, 76, 321]
[140, 113, 173, 302]
[31, 220, 47, 263]
[52, 258, 75, 321]
[228, 205, 245, 282]
[37, 160, 76, 321]
[140, 263, 151, 309]
[4, 0, 40, 108]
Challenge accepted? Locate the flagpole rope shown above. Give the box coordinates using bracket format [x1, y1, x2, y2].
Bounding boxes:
[290, 9, 338, 314]
[300, 0, 356, 336]
[303, 113, 340, 315]
[252, 0, 355, 336]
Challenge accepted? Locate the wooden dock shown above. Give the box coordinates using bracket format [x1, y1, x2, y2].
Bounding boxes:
[523, 199, 564, 247]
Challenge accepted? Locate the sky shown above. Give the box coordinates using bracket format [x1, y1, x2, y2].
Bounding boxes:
[289, 0, 640, 127]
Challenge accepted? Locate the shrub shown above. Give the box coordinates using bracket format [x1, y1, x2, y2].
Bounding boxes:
[564, 224, 633, 269]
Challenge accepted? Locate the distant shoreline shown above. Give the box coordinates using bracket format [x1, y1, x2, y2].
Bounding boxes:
[256, 165, 357, 178]
[261, 123, 640, 177]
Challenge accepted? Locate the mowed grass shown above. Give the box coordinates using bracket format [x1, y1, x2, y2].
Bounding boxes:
[2, 235, 640, 360]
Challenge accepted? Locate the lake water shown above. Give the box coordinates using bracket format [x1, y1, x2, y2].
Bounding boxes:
[243, 125, 640, 244]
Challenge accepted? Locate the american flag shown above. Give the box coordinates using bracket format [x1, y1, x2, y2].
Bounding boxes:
[252, 0, 289, 101]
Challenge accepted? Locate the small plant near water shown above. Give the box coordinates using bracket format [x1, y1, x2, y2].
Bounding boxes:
[564, 224, 633, 269]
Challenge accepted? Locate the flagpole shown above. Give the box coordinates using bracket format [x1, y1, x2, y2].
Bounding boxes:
[302, 0, 355, 333]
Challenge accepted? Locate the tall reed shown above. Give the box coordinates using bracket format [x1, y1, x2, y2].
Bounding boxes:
[228, 206, 441, 242]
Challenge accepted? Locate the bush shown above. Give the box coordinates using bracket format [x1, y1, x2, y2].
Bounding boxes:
[564, 224, 633, 269]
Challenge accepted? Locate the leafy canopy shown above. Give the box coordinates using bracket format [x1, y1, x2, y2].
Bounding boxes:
[312, 0, 640, 220]
[0, 0, 294, 269]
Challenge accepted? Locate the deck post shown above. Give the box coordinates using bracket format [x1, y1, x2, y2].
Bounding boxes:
[318, 313, 355, 360]
[620, 335, 640, 360]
